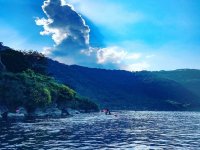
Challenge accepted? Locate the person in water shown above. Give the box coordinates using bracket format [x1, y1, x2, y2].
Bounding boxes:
[103, 108, 111, 115]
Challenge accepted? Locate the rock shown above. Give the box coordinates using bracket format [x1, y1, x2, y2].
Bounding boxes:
[16, 107, 28, 116]
[5, 107, 27, 120]
[31, 106, 62, 118]
[31, 105, 81, 118]
[7, 113, 25, 119]
[46, 107, 62, 117]
[61, 108, 70, 116]
[31, 108, 48, 117]
[0, 105, 8, 116]
[66, 108, 80, 115]
[1, 112, 8, 119]
[0, 106, 28, 120]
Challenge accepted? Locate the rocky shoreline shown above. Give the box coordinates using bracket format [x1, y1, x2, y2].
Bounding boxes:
[0, 105, 97, 120]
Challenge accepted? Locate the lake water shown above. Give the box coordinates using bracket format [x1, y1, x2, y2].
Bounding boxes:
[1, 111, 200, 150]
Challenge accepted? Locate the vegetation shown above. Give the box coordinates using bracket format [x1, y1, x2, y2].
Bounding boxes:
[48, 61, 200, 111]
[1, 43, 200, 111]
[70, 96, 99, 112]
[0, 48, 47, 74]
[0, 44, 99, 113]
[152, 69, 200, 98]
[0, 70, 98, 112]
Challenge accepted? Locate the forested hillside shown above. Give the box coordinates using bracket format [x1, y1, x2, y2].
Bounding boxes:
[0, 45, 98, 114]
[1, 43, 200, 111]
[47, 60, 200, 110]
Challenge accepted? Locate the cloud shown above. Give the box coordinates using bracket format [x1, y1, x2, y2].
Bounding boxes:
[96, 46, 142, 64]
[95, 46, 149, 71]
[42, 46, 54, 55]
[35, 0, 152, 71]
[122, 62, 150, 72]
[97, 47, 126, 64]
[82, 16, 105, 48]
[35, 0, 90, 53]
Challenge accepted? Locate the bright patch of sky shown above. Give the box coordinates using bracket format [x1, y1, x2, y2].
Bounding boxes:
[0, 0, 200, 71]
[0, 0, 53, 51]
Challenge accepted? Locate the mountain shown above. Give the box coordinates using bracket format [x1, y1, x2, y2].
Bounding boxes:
[153, 69, 200, 98]
[47, 60, 200, 111]
[1, 44, 200, 111]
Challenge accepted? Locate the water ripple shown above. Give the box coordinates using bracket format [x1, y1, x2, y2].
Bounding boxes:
[1, 111, 200, 149]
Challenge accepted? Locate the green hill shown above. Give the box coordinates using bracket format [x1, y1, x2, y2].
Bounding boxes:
[0, 45, 98, 114]
[1, 44, 200, 111]
[0, 70, 98, 113]
[153, 69, 200, 98]
[47, 62, 200, 111]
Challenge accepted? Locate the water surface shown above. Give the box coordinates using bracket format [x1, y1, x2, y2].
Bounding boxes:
[1, 111, 200, 149]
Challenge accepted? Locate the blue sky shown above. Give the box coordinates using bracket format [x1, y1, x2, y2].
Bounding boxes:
[0, 0, 200, 71]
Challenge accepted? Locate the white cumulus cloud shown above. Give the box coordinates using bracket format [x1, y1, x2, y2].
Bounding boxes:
[36, 0, 152, 71]
[122, 62, 150, 72]
[96, 46, 142, 64]
[97, 47, 126, 64]
[35, 0, 90, 52]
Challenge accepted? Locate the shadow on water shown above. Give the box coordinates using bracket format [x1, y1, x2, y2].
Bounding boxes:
[1, 111, 200, 149]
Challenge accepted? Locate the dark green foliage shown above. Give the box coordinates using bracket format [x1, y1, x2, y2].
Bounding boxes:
[0, 70, 98, 112]
[0, 49, 47, 74]
[0, 71, 51, 111]
[0, 46, 98, 112]
[69, 96, 99, 112]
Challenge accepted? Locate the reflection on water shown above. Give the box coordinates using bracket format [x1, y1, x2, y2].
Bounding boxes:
[1, 111, 200, 149]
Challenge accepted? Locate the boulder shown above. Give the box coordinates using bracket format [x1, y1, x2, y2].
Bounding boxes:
[31, 108, 48, 117]
[61, 108, 70, 116]
[6, 107, 27, 120]
[7, 113, 25, 119]
[46, 107, 62, 117]
[34, 107, 80, 117]
[31, 106, 62, 118]
[16, 107, 28, 116]
[66, 108, 80, 115]
[0, 105, 8, 115]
